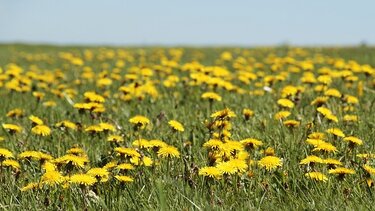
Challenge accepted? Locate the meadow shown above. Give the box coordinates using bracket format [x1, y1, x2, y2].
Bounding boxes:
[0, 44, 375, 210]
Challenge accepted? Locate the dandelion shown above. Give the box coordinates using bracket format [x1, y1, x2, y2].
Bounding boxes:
[168, 120, 184, 132]
[326, 128, 345, 138]
[2, 123, 22, 134]
[6, 108, 24, 118]
[363, 165, 375, 175]
[107, 135, 124, 143]
[31, 125, 51, 136]
[201, 92, 222, 101]
[343, 136, 363, 146]
[308, 132, 325, 140]
[21, 182, 41, 192]
[305, 172, 328, 182]
[216, 161, 238, 175]
[55, 120, 77, 130]
[199, 166, 222, 179]
[29, 115, 44, 125]
[300, 155, 324, 165]
[242, 108, 254, 120]
[211, 108, 236, 120]
[323, 158, 342, 166]
[2, 159, 20, 170]
[157, 146, 180, 158]
[258, 156, 282, 171]
[274, 111, 291, 120]
[19, 151, 53, 161]
[69, 174, 96, 186]
[129, 115, 150, 129]
[312, 142, 337, 153]
[203, 139, 223, 150]
[240, 138, 263, 149]
[277, 98, 295, 108]
[87, 168, 109, 182]
[329, 167, 355, 176]
[41, 171, 65, 185]
[114, 175, 134, 183]
[0, 148, 14, 160]
[283, 120, 300, 127]
[114, 147, 141, 158]
[116, 163, 135, 171]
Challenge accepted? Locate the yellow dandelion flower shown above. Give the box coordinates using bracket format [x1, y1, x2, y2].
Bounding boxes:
[274, 111, 291, 120]
[149, 139, 168, 148]
[363, 165, 375, 175]
[199, 166, 222, 179]
[99, 122, 116, 132]
[242, 108, 254, 120]
[84, 91, 105, 103]
[66, 147, 85, 155]
[116, 163, 135, 170]
[283, 120, 300, 127]
[87, 168, 109, 182]
[141, 156, 153, 167]
[2, 123, 22, 134]
[216, 161, 238, 175]
[343, 136, 363, 145]
[69, 174, 96, 186]
[328, 167, 355, 175]
[54, 154, 88, 168]
[19, 151, 53, 161]
[326, 128, 345, 138]
[132, 139, 151, 149]
[85, 125, 103, 133]
[311, 96, 329, 106]
[210, 108, 236, 120]
[2, 159, 20, 170]
[157, 145, 180, 158]
[42, 161, 57, 172]
[203, 139, 223, 150]
[312, 142, 337, 153]
[317, 107, 333, 118]
[43, 101, 57, 107]
[6, 108, 24, 118]
[29, 115, 44, 125]
[343, 115, 358, 122]
[41, 171, 65, 185]
[277, 98, 295, 108]
[357, 153, 375, 159]
[114, 175, 134, 183]
[345, 95, 359, 104]
[114, 147, 140, 158]
[323, 158, 342, 166]
[21, 182, 41, 192]
[129, 115, 150, 128]
[55, 120, 77, 130]
[308, 132, 325, 140]
[107, 135, 124, 143]
[324, 88, 342, 98]
[0, 148, 14, 159]
[168, 120, 184, 132]
[305, 172, 328, 182]
[300, 155, 324, 165]
[258, 156, 282, 171]
[240, 138, 263, 149]
[201, 92, 222, 101]
[31, 125, 51, 136]
[103, 161, 117, 169]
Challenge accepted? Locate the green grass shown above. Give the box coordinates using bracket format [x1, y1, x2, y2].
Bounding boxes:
[0, 44, 375, 210]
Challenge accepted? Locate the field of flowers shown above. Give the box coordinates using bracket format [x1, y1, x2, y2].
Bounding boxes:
[0, 44, 374, 210]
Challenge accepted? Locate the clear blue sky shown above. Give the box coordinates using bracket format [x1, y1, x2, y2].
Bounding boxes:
[1, 0, 374, 46]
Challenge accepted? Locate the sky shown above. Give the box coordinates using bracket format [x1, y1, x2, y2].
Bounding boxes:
[0, 0, 374, 46]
